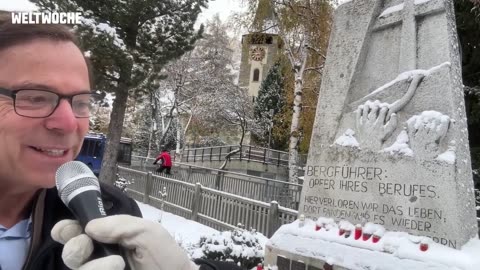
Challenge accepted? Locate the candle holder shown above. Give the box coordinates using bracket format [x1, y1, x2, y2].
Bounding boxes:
[420, 240, 429, 252]
[372, 234, 380, 243]
[354, 224, 362, 240]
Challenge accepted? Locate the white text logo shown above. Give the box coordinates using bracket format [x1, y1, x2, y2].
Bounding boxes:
[11, 12, 82, 24]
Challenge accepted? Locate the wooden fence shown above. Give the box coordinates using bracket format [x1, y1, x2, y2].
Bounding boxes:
[118, 166, 299, 237]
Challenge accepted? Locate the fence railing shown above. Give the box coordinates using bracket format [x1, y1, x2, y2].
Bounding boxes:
[179, 145, 308, 169]
[118, 166, 298, 237]
[129, 156, 303, 210]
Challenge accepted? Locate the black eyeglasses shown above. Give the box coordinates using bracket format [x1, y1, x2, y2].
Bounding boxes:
[0, 88, 101, 118]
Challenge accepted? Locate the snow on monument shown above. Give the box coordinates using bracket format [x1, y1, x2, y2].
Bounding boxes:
[263, 0, 479, 269]
[298, 0, 477, 249]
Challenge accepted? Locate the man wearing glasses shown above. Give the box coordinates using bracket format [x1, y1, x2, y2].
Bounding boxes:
[0, 88, 100, 119]
[0, 12, 239, 270]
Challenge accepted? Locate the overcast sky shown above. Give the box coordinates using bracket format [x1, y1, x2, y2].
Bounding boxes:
[0, 0, 37, 11]
[198, 0, 245, 24]
[0, 0, 245, 23]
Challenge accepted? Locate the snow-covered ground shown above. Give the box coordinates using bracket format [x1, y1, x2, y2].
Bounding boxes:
[137, 201, 268, 268]
[137, 201, 218, 247]
[138, 201, 480, 270]
[137, 201, 269, 269]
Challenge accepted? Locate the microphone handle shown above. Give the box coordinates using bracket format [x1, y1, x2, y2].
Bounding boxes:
[68, 191, 124, 258]
[92, 241, 123, 258]
[91, 242, 132, 270]
[92, 243, 132, 270]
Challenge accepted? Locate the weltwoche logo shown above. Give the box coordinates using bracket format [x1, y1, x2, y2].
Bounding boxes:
[11, 12, 82, 24]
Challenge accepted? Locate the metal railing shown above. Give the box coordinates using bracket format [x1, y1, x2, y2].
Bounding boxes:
[179, 145, 308, 168]
[129, 156, 303, 210]
[118, 166, 298, 237]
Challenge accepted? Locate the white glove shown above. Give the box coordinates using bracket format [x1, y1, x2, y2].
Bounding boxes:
[51, 215, 200, 270]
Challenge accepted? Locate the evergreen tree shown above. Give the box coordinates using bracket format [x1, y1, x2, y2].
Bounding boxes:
[32, 0, 207, 184]
[253, 62, 285, 147]
[455, 0, 480, 180]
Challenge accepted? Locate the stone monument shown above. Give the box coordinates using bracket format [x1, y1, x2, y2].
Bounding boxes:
[299, 0, 477, 250]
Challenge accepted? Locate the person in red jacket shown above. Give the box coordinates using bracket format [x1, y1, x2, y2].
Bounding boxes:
[153, 148, 173, 174]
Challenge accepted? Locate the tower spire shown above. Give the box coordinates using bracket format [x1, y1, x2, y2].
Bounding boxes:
[251, 0, 277, 33]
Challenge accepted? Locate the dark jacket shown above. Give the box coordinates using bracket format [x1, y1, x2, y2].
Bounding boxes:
[22, 183, 240, 270]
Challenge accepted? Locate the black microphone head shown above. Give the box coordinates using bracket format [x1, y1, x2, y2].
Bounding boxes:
[55, 161, 100, 206]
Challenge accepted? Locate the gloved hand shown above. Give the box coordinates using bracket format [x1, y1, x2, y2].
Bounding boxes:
[51, 215, 199, 270]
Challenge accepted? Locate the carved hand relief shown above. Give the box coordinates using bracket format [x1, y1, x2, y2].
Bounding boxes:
[355, 101, 397, 151]
[335, 74, 425, 151]
[380, 111, 452, 162]
[334, 70, 454, 163]
[406, 111, 451, 160]
[381, 130, 413, 156]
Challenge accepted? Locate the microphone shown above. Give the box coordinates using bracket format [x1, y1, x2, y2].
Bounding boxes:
[55, 160, 121, 258]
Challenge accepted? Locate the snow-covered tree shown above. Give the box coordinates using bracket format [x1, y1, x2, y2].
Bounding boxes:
[127, 83, 182, 157]
[32, 0, 208, 184]
[158, 15, 244, 148]
[192, 228, 265, 269]
[127, 97, 155, 156]
[240, 0, 334, 183]
[125, 15, 241, 156]
[253, 61, 285, 147]
[90, 106, 111, 134]
[213, 84, 258, 147]
[269, 0, 333, 184]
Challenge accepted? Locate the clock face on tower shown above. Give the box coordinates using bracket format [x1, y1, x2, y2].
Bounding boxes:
[250, 47, 266, 61]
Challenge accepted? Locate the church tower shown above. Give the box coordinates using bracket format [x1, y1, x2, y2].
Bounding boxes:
[238, 0, 282, 101]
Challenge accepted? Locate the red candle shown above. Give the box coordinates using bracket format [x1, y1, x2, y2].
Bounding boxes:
[354, 224, 362, 240]
[420, 242, 429, 252]
[323, 263, 333, 270]
[372, 234, 380, 243]
[362, 233, 371, 241]
[315, 224, 322, 231]
[339, 228, 345, 236]
[256, 263, 263, 270]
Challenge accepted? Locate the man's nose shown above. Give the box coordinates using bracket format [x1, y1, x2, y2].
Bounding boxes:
[44, 99, 78, 132]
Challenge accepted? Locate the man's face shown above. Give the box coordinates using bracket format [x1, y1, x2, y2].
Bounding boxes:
[0, 40, 90, 192]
